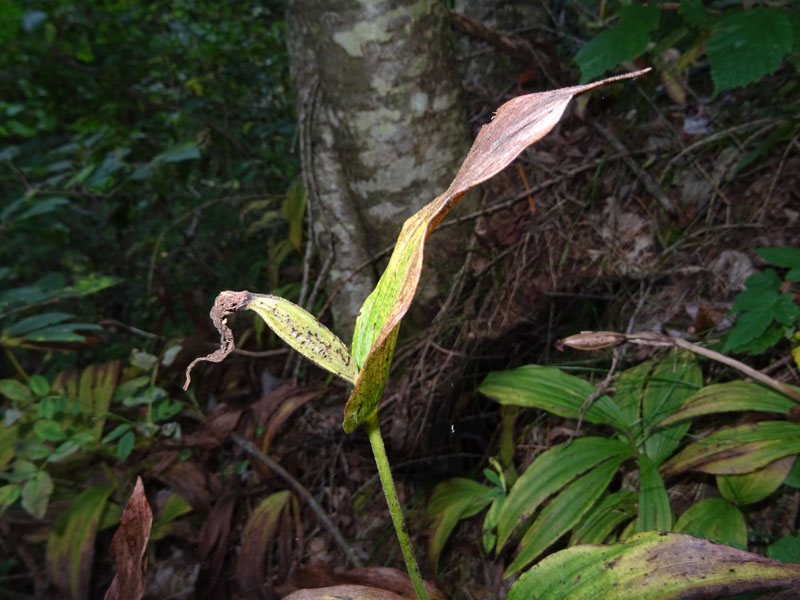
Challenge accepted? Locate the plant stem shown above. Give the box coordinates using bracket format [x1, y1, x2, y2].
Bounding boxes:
[365, 412, 430, 600]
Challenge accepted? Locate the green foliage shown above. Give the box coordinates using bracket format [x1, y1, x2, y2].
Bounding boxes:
[426, 350, 800, 578]
[575, 1, 800, 95]
[723, 247, 800, 355]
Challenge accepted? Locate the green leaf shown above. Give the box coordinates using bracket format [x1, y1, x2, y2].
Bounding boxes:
[773, 293, 800, 326]
[28, 374, 50, 397]
[505, 456, 627, 577]
[77, 361, 120, 440]
[0, 379, 31, 402]
[756, 247, 800, 270]
[116, 430, 135, 461]
[612, 361, 653, 431]
[575, 5, 661, 83]
[427, 477, 496, 571]
[508, 531, 800, 600]
[733, 270, 782, 312]
[0, 483, 21, 517]
[46, 486, 112, 599]
[769, 535, 800, 564]
[706, 7, 794, 94]
[636, 454, 672, 532]
[152, 142, 201, 163]
[785, 456, 800, 489]
[0, 425, 19, 468]
[150, 493, 193, 541]
[717, 454, 796, 506]
[246, 293, 358, 384]
[47, 440, 80, 463]
[641, 353, 701, 465]
[679, 0, 714, 29]
[479, 366, 628, 431]
[674, 498, 747, 549]
[17, 439, 51, 461]
[283, 177, 306, 251]
[34, 419, 67, 442]
[22, 322, 103, 343]
[723, 308, 776, 352]
[342, 72, 650, 434]
[3, 312, 74, 336]
[570, 491, 636, 545]
[21, 471, 54, 519]
[661, 421, 800, 477]
[497, 437, 632, 551]
[659, 381, 797, 426]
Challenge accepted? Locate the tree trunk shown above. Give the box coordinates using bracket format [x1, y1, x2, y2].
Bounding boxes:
[287, 0, 472, 341]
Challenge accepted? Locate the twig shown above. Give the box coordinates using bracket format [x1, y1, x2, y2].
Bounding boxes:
[230, 433, 363, 569]
[567, 345, 622, 444]
[560, 330, 800, 404]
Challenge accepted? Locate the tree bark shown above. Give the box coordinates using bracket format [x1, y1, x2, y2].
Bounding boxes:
[287, 0, 472, 341]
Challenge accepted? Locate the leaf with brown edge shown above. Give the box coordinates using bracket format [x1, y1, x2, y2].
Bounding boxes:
[344, 69, 651, 433]
[105, 477, 153, 600]
[236, 490, 300, 599]
[47, 485, 112, 600]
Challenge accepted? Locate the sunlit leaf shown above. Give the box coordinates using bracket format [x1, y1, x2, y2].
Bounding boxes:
[508, 532, 800, 600]
[247, 293, 358, 384]
[673, 498, 746, 549]
[344, 70, 650, 433]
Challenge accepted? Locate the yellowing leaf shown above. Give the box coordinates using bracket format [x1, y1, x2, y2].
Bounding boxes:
[345, 70, 650, 432]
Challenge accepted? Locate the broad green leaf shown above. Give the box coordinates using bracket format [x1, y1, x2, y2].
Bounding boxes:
[47, 440, 80, 463]
[769, 535, 800, 564]
[22, 322, 103, 343]
[344, 71, 650, 433]
[507, 531, 800, 600]
[46, 485, 112, 600]
[661, 421, 800, 478]
[22, 470, 54, 518]
[236, 491, 296, 595]
[17, 196, 69, 220]
[659, 381, 797, 426]
[0, 483, 21, 517]
[717, 454, 796, 506]
[152, 142, 200, 163]
[427, 478, 496, 571]
[756, 247, 800, 270]
[678, 0, 714, 28]
[101, 423, 132, 444]
[34, 419, 67, 442]
[28, 374, 50, 396]
[4, 312, 74, 336]
[150, 493, 193, 541]
[786, 456, 800, 489]
[497, 437, 632, 551]
[0, 379, 31, 402]
[612, 361, 653, 431]
[570, 491, 636, 545]
[575, 5, 660, 83]
[641, 353, 701, 465]
[673, 498, 746, 549]
[506, 456, 626, 576]
[479, 366, 628, 431]
[247, 293, 358, 384]
[636, 455, 672, 532]
[116, 430, 135, 461]
[17, 438, 51, 461]
[706, 7, 794, 94]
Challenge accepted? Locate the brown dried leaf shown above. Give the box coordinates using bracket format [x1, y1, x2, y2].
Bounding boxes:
[196, 489, 237, 599]
[105, 477, 153, 600]
[283, 585, 406, 600]
[286, 563, 445, 600]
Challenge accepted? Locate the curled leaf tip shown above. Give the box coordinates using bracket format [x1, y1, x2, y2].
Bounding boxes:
[183, 290, 252, 390]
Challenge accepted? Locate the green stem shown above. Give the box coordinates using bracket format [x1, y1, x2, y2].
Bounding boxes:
[365, 412, 430, 600]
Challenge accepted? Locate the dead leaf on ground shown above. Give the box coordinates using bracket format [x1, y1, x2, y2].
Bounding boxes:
[105, 477, 153, 600]
[196, 488, 237, 599]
